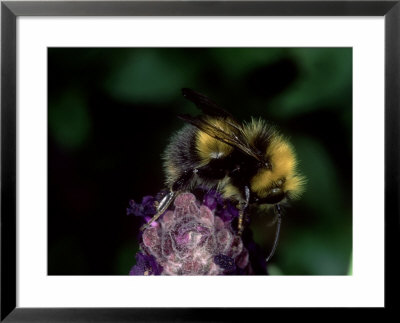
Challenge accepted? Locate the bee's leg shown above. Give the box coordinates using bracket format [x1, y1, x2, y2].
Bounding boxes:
[140, 191, 177, 231]
[265, 204, 282, 263]
[238, 186, 250, 235]
[140, 169, 195, 231]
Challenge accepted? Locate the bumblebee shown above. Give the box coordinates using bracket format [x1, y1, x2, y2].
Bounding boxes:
[142, 88, 305, 261]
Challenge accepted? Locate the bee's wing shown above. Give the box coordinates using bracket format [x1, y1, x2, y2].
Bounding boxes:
[179, 114, 264, 162]
[182, 88, 234, 119]
[181, 88, 265, 162]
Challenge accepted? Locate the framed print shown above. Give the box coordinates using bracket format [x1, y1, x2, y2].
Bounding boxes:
[1, 0, 398, 321]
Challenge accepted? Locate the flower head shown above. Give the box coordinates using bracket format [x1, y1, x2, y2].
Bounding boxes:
[128, 189, 267, 275]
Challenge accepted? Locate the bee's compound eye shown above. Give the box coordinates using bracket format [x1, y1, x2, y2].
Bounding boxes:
[262, 188, 285, 204]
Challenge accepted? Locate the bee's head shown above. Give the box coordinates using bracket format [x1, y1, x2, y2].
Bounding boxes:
[240, 118, 306, 205]
[249, 136, 305, 205]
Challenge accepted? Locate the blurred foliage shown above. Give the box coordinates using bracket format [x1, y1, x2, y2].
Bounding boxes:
[48, 48, 352, 275]
[49, 88, 92, 149]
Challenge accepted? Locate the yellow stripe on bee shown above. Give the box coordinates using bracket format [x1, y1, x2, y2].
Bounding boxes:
[243, 117, 268, 145]
[221, 183, 241, 199]
[250, 135, 304, 198]
[284, 174, 306, 199]
[195, 119, 233, 163]
[267, 136, 297, 178]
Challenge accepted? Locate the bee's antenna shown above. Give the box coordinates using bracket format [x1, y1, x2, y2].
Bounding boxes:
[265, 204, 282, 263]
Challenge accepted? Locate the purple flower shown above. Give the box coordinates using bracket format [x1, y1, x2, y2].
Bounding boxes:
[128, 189, 267, 275]
[129, 252, 163, 275]
[202, 189, 239, 223]
[214, 254, 236, 273]
[127, 191, 168, 219]
[202, 190, 224, 210]
[127, 196, 156, 217]
[140, 192, 252, 275]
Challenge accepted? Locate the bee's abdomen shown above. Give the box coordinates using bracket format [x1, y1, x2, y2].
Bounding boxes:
[163, 125, 201, 185]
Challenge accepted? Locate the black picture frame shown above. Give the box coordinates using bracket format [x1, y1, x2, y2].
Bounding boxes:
[1, 1, 398, 321]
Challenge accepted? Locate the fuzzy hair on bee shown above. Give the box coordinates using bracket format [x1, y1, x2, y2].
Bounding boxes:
[163, 91, 305, 203]
[143, 88, 306, 262]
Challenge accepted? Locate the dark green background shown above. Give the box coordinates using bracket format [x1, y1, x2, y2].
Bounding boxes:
[48, 48, 352, 275]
